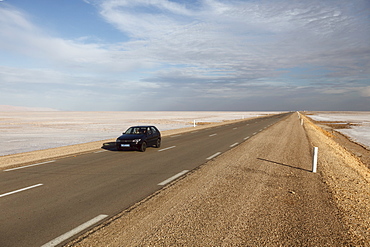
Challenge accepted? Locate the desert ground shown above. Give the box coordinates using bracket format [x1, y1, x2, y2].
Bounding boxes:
[306, 111, 370, 150]
[0, 111, 277, 157]
[1, 111, 369, 246]
[64, 112, 369, 246]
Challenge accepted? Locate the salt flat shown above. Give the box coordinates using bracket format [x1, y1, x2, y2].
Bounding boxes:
[0, 111, 276, 156]
[308, 111, 370, 149]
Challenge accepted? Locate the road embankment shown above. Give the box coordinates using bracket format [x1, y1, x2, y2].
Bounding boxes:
[302, 114, 370, 246]
[67, 113, 368, 246]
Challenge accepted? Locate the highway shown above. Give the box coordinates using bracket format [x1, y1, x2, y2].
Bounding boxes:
[0, 113, 289, 247]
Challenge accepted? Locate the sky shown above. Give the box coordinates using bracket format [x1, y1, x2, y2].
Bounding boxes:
[0, 0, 369, 111]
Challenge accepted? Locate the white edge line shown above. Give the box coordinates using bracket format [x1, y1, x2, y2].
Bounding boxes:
[4, 160, 55, 172]
[230, 142, 239, 148]
[158, 146, 176, 152]
[94, 150, 107, 153]
[0, 184, 43, 198]
[209, 133, 217, 137]
[244, 136, 250, 140]
[41, 214, 109, 247]
[170, 134, 182, 138]
[158, 170, 189, 186]
[207, 152, 222, 160]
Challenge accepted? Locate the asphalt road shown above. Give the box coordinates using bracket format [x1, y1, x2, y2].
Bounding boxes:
[0, 113, 289, 247]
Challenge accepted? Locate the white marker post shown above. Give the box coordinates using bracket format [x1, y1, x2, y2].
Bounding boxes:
[193, 120, 196, 127]
[312, 147, 318, 173]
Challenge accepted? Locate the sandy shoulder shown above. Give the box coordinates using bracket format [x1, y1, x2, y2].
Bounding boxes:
[302, 115, 370, 245]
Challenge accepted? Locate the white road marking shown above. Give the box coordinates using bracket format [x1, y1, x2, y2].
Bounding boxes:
[230, 143, 239, 148]
[0, 184, 43, 198]
[158, 170, 189, 186]
[233, 127, 238, 130]
[170, 134, 182, 138]
[158, 146, 176, 152]
[209, 133, 217, 137]
[94, 150, 107, 153]
[4, 160, 55, 172]
[253, 132, 257, 135]
[244, 136, 250, 140]
[207, 152, 222, 160]
[41, 214, 109, 247]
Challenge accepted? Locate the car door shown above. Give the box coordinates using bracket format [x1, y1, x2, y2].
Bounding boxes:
[146, 127, 155, 146]
[150, 127, 160, 143]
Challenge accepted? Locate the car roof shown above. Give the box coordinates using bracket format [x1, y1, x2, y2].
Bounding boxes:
[128, 126, 156, 128]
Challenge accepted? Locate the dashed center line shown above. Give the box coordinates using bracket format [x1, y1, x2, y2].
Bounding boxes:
[244, 136, 250, 140]
[94, 150, 107, 153]
[41, 214, 109, 247]
[209, 133, 217, 137]
[0, 184, 43, 198]
[4, 160, 55, 172]
[158, 146, 176, 152]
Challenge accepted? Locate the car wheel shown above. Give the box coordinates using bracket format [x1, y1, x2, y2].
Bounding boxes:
[155, 138, 161, 148]
[140, 142, 147, 152]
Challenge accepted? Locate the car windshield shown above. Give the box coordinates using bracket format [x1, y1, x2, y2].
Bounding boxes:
[125, 127, 147, 135]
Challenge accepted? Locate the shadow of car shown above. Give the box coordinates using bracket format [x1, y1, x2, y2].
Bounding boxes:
[115, 126, 161, 152]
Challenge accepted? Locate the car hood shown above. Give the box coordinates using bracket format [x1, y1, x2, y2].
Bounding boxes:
[117, 134, 145, 140]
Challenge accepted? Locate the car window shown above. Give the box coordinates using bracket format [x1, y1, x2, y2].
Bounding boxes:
[125, 127, 147, 134]
[151, 127, 157, 134]
[147, 127, 152, 135]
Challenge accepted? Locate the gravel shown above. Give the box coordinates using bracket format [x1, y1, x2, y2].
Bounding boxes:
[3, 113, 368, 246]
[66, 113, 369, 246]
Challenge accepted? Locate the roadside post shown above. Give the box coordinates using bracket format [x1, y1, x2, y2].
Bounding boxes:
[193, 120, 196, 127]
[312, 147, 318, 173]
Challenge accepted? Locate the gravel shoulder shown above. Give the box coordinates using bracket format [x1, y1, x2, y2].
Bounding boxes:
[302, 114, 370, 246]
[66, 113, 366, 246]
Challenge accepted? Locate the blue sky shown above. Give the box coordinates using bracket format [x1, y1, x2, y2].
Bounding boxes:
[0, 0, 369, 111]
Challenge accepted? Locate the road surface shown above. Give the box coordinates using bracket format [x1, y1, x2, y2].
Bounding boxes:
[0, 113, 288, 247]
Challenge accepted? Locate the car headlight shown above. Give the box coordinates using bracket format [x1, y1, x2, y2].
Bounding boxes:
[133, 139, 141, 144]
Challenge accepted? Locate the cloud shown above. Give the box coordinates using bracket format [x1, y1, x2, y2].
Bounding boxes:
[0, 0, 369, 110]
[95, 0, 370, 82]
[0, 5, 156, 73]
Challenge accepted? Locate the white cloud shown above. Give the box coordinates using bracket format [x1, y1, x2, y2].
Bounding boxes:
[0, 5, 157, 73]
[95, 0, 370, 79]
[0, 0, 369, 110]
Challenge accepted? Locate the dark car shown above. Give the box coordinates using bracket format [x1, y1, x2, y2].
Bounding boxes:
[116, 126, 161, 152]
